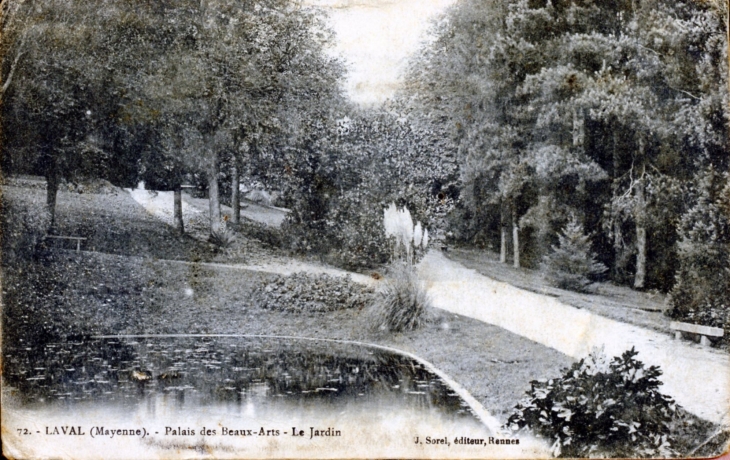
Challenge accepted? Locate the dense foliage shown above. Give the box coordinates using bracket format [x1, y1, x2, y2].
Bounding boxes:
[1, 0, 343, 234]
[279, 107, 455, 270]
[404, 0, 729, 331]
[507, 348, 679, 458]
[406, 0, 728, 286]
[668, 168, 730, 341]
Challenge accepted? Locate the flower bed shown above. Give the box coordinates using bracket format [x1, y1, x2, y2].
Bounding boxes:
[252, 272, 374, 313]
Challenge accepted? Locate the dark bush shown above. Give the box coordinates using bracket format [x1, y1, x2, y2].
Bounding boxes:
[506, 347, 678, 458]
[1, 193, 51, 264]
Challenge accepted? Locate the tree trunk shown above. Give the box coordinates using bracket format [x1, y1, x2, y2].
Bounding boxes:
[512, 205, 520, 269]
[612, 128, 626, 280]
[174, 186, 184, 234]
[207, 157, 221, 234]
[572, 107, 585, 150]
[231, 160, 240, 224]
[500, 226, 508, 263]
[634, 139, 647, 289]
[499, 203, 508, 264]
[46, 169, 59, 232]
[635, 223, 646, 289]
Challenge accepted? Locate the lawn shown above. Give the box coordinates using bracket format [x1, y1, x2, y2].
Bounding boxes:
[1, 183, 719, 455]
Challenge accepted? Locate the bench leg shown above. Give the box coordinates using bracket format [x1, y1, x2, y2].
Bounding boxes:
[674, 331, 682, 340]
[700, 335, 711, 347]
[77, 240, 81, 252]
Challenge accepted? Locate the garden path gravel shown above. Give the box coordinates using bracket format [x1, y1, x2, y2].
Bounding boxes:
[418, 250, 730, 425]
[130, 187, 729, 425]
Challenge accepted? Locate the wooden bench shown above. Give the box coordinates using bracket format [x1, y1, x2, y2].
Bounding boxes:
[670, 321, 724, 347]
[44, 235, 87, 252]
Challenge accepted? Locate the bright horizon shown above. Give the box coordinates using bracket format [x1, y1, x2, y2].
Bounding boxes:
[305, 0, 457, 106]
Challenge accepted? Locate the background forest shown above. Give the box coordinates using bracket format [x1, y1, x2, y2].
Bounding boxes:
[1, 0, 729, 333]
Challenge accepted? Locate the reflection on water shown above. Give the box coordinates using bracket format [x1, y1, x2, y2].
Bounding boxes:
[2, 337, 544, 459]
[4, 336, 476, 418]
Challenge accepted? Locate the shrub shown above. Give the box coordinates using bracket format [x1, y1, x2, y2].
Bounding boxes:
[1, 193, 51, 264]
[208, 222, 236, 249]
[252, 272, 373, 313]
[542, 218, 607, 292]
[246, 189, 272, 207]
[369, 262, 431, 332]
[506, 347, 678, 458]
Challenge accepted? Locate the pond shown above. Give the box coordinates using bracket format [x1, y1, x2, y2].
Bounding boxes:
[2, 335, 536, 458]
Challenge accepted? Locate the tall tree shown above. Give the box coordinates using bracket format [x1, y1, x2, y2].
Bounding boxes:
[129, 0, 342, 235]
[406, 0, 727, 292]
[2, 0, 133, 227]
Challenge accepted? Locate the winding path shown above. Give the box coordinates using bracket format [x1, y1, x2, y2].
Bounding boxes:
[129, 188, 729, 425]
[418, 251, 730, 425]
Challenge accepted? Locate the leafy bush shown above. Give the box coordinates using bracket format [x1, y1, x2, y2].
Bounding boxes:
[252, 272, 373, 313]
[246, 189, 273, 207]
[542, 218, 607, 292]
[1, 193, 51, 264]
[369, 262, 431, 332]
[323, 190, 392, 270]
[506, 347, 678, 458]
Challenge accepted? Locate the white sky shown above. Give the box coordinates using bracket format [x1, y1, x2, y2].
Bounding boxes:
[305, 0, 456, 106]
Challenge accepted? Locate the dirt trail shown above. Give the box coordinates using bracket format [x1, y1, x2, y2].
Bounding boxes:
[418, 250, 730, 425]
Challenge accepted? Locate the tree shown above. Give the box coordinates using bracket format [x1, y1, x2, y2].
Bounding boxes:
[542, 217, 608, 292]
[127, 0, 343, 236]
[669, 168, 730, 330]
[2, 0, 134, 228]
[406, 0, 727, 294]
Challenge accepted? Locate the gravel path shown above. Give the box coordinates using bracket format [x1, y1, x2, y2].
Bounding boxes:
[128, 188, 287, 228]
[129, 188, 730, 425]
[163, 258, 376, 286]
[418, 250, 730, 425]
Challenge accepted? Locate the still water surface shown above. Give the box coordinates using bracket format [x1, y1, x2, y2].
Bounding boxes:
[2, 336, 543, 458]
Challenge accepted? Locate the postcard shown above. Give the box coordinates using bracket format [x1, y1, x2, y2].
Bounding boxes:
[1, 0, 729, 458]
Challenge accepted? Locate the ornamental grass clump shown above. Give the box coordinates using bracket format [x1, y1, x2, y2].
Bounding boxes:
[506, 347, 678, 458]
[209, 220, 237, 249]
[383, 203, 429, 264]
[370, 262, 431, 332]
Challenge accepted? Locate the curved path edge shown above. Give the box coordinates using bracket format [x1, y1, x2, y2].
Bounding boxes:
[418, 250, 730, 426]
[92, 333, 505, 435]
